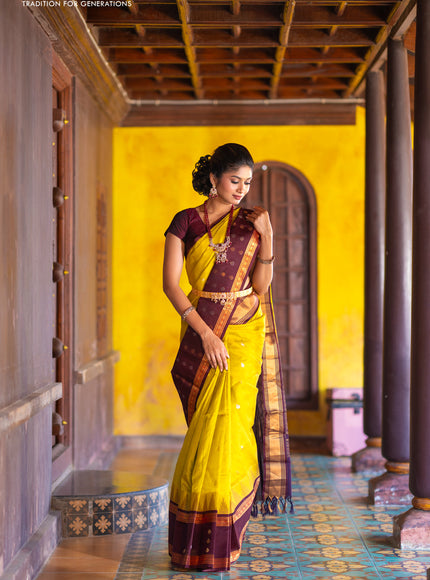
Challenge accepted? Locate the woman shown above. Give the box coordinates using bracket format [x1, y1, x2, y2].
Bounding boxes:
[163, 143, 292, 572]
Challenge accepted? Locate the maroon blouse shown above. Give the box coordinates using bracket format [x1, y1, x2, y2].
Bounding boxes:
[165, 207, 233, 257]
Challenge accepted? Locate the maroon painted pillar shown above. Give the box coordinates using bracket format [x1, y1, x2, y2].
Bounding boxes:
[394, 0, 430, 548]
[368, 38, 412, 505]
[352, 70, 386, 473]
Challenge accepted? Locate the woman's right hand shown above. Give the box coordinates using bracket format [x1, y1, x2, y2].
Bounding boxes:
[200, 329, 229, 371]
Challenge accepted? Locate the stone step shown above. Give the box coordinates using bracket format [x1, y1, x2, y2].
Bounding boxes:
[51, 470, 168, 537]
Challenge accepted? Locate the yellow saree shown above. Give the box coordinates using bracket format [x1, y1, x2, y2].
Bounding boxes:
[168, 208, 291, 571]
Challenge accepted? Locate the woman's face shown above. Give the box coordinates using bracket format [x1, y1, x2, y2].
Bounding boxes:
[211, 165, 253, 206]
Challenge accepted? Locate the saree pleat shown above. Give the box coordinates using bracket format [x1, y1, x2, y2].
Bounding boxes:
[168, 207, 292, 571]
[169, 311, 265, 570]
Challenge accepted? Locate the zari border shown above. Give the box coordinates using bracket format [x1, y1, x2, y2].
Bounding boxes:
[255, 287, 292, 507]
[169, 476, 259, 526]
[168, 476, 260, 570]
[186, 228, 260, 423]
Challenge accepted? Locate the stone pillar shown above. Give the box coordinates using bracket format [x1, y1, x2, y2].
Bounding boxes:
[394, 0, 430, 548]
[352, 71, 386, 473]
[368, 38, 412, 506]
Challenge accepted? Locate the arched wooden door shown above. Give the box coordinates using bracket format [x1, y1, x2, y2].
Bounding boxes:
[246, 162, 318, 409]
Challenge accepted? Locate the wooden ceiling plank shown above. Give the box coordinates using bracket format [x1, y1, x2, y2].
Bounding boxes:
[293, 5, 386, 27]
[125, 77, 194, 91]
[286, 46, 365, 62]
[174, 28, 280, 47]
[288, 28, 375, 47]
[98, 28, 183, 48]
[117, 63, 190, 77]
[176, 0, 204, 99]
[108, 48, 187, 64]
[86, 4, 179, 26]
[191, 4, 281, 26]
[278, 77, 350, 89]
[282, 64, 355, 77]
[202, 78, 271, 90]
[270, 1, 296, 99]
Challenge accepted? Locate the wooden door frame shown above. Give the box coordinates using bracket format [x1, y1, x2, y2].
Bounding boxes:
[52, 51, 74, 482]
[255, 161, 319, 410]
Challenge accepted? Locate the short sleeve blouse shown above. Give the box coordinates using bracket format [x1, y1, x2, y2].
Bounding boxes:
[164, 208, 206, 257]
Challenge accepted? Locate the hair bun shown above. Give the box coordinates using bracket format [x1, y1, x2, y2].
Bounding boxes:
[192, 154, 212, 196]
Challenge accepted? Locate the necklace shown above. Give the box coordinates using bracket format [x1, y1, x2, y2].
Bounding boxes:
[203, 200, 234, 263]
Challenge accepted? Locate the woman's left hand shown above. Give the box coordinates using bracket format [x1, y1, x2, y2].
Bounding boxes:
[246, 206, 273, 237]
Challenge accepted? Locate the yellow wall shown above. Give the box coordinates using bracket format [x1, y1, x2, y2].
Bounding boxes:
[113, 107, 365, 437]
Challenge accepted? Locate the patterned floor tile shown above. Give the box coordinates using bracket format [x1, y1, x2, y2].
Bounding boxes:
[40, 452, 430, 580]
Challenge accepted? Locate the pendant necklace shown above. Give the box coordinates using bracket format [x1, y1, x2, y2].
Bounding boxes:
[203, 200, 234, 263]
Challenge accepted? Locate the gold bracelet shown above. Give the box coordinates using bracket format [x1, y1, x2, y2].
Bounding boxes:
[257, 255, 275, 264]
[181, 306, 195, 320]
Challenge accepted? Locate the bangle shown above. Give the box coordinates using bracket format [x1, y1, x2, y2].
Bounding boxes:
[257, 255, 275, 264]
[181, 306, 195, 320]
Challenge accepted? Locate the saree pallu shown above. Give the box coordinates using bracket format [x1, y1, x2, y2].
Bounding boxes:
[168, 208, 292, 571]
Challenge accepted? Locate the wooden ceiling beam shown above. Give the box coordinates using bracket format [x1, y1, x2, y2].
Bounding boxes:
[122, 101, 358, 127]
[127, 0, 139, 17]
[107, 46, 365, 65]
[117, 63, 355, 79]
[336, 2, 348, 17]
[270, 1, 296, 98]
[176, 0, 204, 99]
[231, 0, 241, 16]
[135, 25, 146, 38]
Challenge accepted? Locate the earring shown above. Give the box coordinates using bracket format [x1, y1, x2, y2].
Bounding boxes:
[209, 185, 218, 199]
